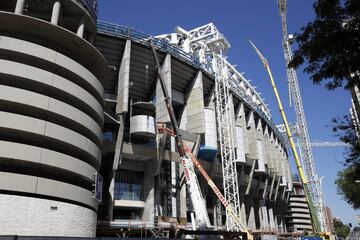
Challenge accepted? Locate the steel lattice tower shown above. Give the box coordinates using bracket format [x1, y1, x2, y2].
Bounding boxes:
[278, 0, 328, 233]
[213, 52, 241, 230]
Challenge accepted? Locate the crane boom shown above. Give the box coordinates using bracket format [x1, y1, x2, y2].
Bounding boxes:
[149, 39, 210, 230]
[249, 40, 322, 233]
[149, 39, 252, 239]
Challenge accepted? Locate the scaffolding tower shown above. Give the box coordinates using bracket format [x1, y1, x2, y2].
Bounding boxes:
[213, 49, 242, 231]
[185, 23, 242, 231]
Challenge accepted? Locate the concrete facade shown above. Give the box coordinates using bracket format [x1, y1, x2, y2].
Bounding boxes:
[0, 194, 97, 237]
[96, 21, 293, 236]
[0, 0, 107, 237]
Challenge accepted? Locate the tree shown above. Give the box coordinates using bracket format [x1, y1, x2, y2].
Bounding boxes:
[289, 0, 360, 90]
[332, 115, 360, 209]
[289, 0, 360, 209]
[332, 115, 360, 166]
[333, 218, 351, 239]
[335, 164, 360, 209]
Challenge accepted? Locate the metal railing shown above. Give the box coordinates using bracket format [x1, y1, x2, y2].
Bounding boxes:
[78, 0, 98, 21]
[97, 20, 287, 148]
[97, 21, 199, 67]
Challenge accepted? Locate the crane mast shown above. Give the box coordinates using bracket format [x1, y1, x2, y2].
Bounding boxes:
[278, 0, 328, 233]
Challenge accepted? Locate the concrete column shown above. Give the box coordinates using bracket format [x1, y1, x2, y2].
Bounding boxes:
[113, 115, 125, 169]
[156, 54, 171, 123]
[245, 195, 256, 230]
[268, 207, 276, 231]
[116, 40, 131, 115]
[77, 18, 86, 38]
[246, 111, 256, 160]
[274, 176, 281, 201]
[274, 216, 279, 232]
[264, 125, 274, 171]
[235, 103, 248, 163]
[51, 1, 61, 25]
[253, 198, 261, 230]
[228, 95, 237, 147]
[245, 159, 257, 195]
[181, 71, 205, 134]
[259, 197, 270, 231]
[261, 206, 269, 230]
[215, 198, 222, 226]
[255, 119, 266, 173]
[14, 0, 25, 14]
[108, 174, 115, 220]
[269, 173, 276, 200]
[278, 216, 284, 233]
[240, 200, 247, 228]
[142, 162, 155, 226]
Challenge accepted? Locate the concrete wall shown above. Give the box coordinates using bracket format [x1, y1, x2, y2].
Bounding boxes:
[0, 194, 96, 237]
[0, 3, 107, 237]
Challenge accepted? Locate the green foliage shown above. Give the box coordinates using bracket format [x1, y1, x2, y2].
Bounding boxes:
[335, 164, 360, 209]
[332, 115, 360, 209]
[291, 0, 360, 210]
[332, 115, 360, 166]
[333, 218, 351, 238]
[289, 0, 360, 90]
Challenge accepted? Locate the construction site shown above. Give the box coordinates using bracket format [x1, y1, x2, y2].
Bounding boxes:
[0, 0, 357, 239]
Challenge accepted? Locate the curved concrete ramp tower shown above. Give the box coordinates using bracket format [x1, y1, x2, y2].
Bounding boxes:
[0, 0, 107, 237]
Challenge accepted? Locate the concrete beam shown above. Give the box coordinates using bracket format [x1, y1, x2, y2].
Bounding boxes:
[245, 159, 257, 195]
[181, 71, 205, 134]
[113, 115, 125, 170]
[273, 176, 282, 201]
[142, 161, 155, 225]
[51, 1, 61, 25]
[116, 40, 131, 115]
[14, 0, 25, 14]
[77, 18, 85, 38]
[269, 173, 276, 200]
[156, 54, 171, 123]
[235, 103, 250, 156]
[262, 176, 269, 199]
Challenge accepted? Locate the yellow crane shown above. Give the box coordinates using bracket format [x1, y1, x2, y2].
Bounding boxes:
[249, 41, 330, 239]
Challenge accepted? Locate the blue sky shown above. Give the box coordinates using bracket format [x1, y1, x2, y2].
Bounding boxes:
[97, 0, 359, 226]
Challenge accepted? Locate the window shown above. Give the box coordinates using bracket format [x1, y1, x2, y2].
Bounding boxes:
[114, 170, 144, 201]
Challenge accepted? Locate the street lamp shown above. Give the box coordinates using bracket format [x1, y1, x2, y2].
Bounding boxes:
[356, 180, 360, 183]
